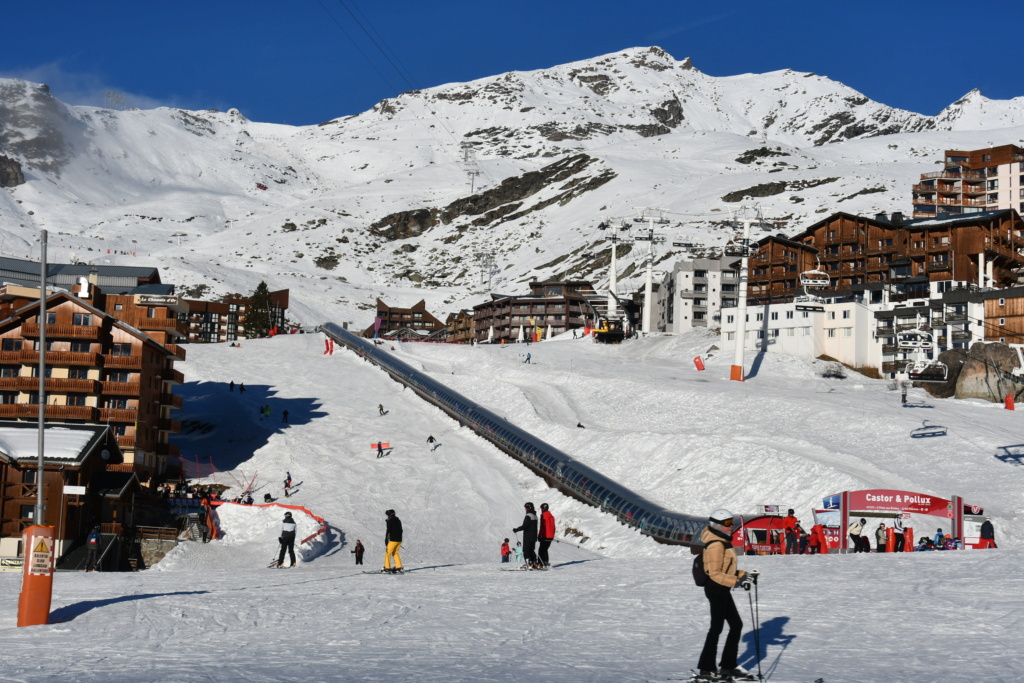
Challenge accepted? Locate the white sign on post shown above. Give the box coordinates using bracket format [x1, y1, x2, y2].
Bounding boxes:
[63, 485, 86, 495]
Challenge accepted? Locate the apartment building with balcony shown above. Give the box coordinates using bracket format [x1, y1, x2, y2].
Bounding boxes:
[656, 255, 742, 333]
[362, 299, 445, 338]
[181, 289, 289, 343]
[445, 310, 475, 344]
[912, 145, 1024, 219]
[747, 210, 1024, 304]
[0, 283, 183, 481]
[473, 281, 596, 343]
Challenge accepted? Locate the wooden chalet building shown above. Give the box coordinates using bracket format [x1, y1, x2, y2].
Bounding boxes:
[362, 299, 444, 338]
[748, 210, 1024, 304]
[473, 281, 596, 343]
[0, 422, 129, 564]
[445, 310, 475, 344]
[0, 281, 184, 482]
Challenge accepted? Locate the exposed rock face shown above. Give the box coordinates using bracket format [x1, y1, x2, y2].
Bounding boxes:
[923, 342, 1024, 401]
[0, 154, 25, 187]
[0, 80, 85, 174]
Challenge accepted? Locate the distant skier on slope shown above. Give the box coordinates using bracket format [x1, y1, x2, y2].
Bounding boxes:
[352, 540, 365, 565]
[538, 503, 555, 568]
[696, 508, 754, 682]
[277, 511, 297, 568]
[513, 502, 539, 569]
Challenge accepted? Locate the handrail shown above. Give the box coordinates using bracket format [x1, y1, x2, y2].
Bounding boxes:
[322, 323, 707, 546]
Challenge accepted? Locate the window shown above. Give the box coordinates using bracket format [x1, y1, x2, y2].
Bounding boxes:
[105, 398, 128, 409]
[842, 328, 852, 337]
[114, 304, 123, 311]
[770, 312, 778, 321]
[110, 343, 132, 356]
[106, 371, 130, 383]
[39, 312, 56, 324]
[70, 341, 91, 353]
[999, 298, 1005, 305]
[23, 469, 37, 484]
[828, 311, 836, 320]
[20, 505, 35, 521]
[842, 310, 851, 319]
[726, 315, 734, 324]
[802, 327, 811, 336]
[1000, 318, 1005, 325]
[67, 394, 88, 406]
[1, 339, 23, 351]
[694, 270, 707, 278]
[0, 365, 17, 377]
[802, 312, 809, 319]
[827, 329, 837, 338]
[786, 328, 795, 337]
[0, 392, 16, 404]
[113, 424, 127, 436]
[756, 313, 763, 321]
[786, 311, 794, 320]
[68, 367, 89, 380]
[72, 313, 92, 326]
[726, 332, 735, 341]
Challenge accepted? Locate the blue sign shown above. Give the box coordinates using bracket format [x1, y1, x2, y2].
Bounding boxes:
[822, 494, 841, 510]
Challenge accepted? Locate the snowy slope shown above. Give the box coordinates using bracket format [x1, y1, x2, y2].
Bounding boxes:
[1, 333, 1022, 682]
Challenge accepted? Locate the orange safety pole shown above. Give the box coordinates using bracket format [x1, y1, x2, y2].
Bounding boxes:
[886, 527, 895, 553]
[904, 527, 914, 552]
[17, 525, 55, 627]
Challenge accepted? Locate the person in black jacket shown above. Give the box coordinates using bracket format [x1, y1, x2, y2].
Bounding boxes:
[513, 502, 539, 569]
[383, 509, 403, 573]
[277, 511, 297, 568]
[979, 517, 997, 549]
[352, 539, 365, 565]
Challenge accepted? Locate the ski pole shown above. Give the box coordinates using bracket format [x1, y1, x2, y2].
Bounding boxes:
[749, 570, 763, 682]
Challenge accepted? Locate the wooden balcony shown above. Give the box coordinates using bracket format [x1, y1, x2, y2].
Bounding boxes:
[0, 376, 101, 393]
[132, 317, 188, 337]
[102, 354, 143, 369]
[158, 418, 182, 433]
[116, 435, 136, 450]
[20, 323, 101, 340]
[911, 184, 936, 193]
[99, 408, 137, 423]
[0, 404, 98, 420]
[160, 394, 183, 410]
[163, 369, 184, 385]
[156, 442, 181, 458]
[100, 381, 141, 395]
[165, 344, 187, 361]
[3, 350, 102, 366]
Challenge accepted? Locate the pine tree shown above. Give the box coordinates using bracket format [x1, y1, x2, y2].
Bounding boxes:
[244, 281, 272, 338]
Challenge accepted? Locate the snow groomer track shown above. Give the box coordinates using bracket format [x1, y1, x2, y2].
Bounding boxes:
[322, 323, 706, 545]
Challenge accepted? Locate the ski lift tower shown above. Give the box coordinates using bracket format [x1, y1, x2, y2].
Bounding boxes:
[633, 208, 668, 335]
[725, 218, 757, 381]
[598, 219, 631, 318]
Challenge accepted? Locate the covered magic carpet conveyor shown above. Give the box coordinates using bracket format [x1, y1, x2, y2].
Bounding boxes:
[322, 323, 706, 546]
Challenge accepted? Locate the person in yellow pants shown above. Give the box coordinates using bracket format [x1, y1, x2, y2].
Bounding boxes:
[383, 509, 403, 573]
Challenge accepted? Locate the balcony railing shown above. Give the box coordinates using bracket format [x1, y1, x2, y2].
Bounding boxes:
[921, 170, 985, 180]
[163, 369, 185, 385]
[3, 350, 102, 366]
[912, 184, 937, 193]
[99, 408, 137, 423]
[0, 404, 98, 420]
[156, 442, 181, 458]
[133, 318, 189, 336]
[102, 354, 143, 369]
[160, 394, 183, 410]
[158, 418, 182, 433]
[116, 435, 136, 450]
[0, 377, 100, 393]
[100, 381, 141, 395]
[165, 344, 187, 361]
[20, 323, 101, 340]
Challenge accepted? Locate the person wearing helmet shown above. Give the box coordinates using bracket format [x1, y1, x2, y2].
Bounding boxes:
[277, 511, 297, 568]
[538, 503, 555, 568]
[781, 509, 798, 555]
[696, 508, 751, 681]
[85, 525, 101, 572]
[383, 509, 403, 573]
[513, 502, 539, 569]
[848, 517, 867, 553]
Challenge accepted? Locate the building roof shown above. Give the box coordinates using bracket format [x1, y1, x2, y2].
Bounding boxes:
[0, 422, 118, 466]
[91, 471, 141, 499]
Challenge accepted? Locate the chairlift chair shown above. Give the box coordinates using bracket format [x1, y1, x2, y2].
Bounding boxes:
[798, 269, 830, 289]
[897, 329, 935, 350]
[905, 359, 948, 383]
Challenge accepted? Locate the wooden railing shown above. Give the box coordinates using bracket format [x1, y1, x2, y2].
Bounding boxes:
[158, 418, 182, 432]
[163, 370, 184, 385]
[100, 381, 141, 395]
[102, 354, 143, 369]
[165, 344, 187, 360]
[116, 435, 136, 449]
[0, 404, 98, 420]
[20, 323, 101, 339]
[99, 408, 137, 423]
[160, 394, 183, 409]
[133, 318, 188, 336]
[0, 377, 99, 392]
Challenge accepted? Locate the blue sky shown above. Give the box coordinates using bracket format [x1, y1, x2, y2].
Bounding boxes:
[5, 1, 1022, 125]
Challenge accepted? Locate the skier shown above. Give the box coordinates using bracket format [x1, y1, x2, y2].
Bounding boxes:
[284, 472, 292, 497]
[352, 540, 365, 565]
[875, 523, 888, 553]
[282, 409, 289, 423]
[500, 538, 511, 564]
[427, 435, 440, 451]
[229, 380, 234, 392]
[979, 517, 997, 549]
[239, 383, 245, 394]
[85, 525, 101, 572]
[577, 422, 585, 429]
[513, 502, 539, 568]
[378, 403, 386, 416]
[696, 508, 753, 682]
[538, 503, 555, 568]
[277, 511, 297, 568]
[383, 509, 403, 573]
[512, 541, 524, 565]
[848, 517, 867, 553]
[524, 353, 532, 364]
[782, 508, 798, 555]
[377, 442, 385, 458]
[933, 528, 946, 549]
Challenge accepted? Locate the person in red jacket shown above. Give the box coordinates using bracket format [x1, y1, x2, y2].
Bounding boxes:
[538, 503, 555, 568]
[500, 538, 511, 564]
[781, 509, 798, 555]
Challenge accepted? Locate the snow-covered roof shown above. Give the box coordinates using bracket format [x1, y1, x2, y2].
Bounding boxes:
[0, 423, 110, 464]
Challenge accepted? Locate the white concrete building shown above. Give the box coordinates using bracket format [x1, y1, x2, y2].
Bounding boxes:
[656, 256, 741, 333]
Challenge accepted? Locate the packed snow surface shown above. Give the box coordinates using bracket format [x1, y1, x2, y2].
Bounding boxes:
[1, 332, 1021, 682]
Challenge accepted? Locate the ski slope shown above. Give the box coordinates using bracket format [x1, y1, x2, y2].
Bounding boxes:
[1, 331, 1022, 682]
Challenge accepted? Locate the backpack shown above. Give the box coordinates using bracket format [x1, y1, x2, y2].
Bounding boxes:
[692, 540, 727, 586]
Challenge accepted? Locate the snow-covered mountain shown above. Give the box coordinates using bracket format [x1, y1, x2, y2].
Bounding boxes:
[2, 46, 1024, 327]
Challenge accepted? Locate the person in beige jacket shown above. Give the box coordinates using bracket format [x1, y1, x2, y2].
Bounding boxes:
[697, 508, 753, 681]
